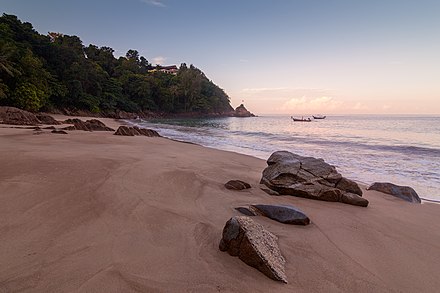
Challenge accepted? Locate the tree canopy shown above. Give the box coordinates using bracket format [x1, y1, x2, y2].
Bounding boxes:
[0, 14, 233, 115]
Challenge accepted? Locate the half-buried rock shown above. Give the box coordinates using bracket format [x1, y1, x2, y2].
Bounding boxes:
[114, 126, 161, 137]
[367, 182, 421, 203]
[219, 216, 287, 283]
[237, 204, 310, 225]
[225, 180, 251, 190]
[260, 151, 368, 207]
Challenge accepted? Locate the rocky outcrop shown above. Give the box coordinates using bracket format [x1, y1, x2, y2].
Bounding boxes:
[113, 126, 161, 137]
[233, 104, 255, 117]
[63, 119, 114, 131]
[236, 204, 310, 225]
[219, 216, 287, 283]
[0, 107, 41, 125]
[36, 114, 61, 125]
[367, 182, 421, 203]
[225, 180, 251, 190]
[260, 151, 368, 207]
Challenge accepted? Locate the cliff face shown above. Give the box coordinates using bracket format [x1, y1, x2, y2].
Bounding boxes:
[234, 104, 255, 117]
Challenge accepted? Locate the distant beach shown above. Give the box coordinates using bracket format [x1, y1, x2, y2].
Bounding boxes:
[1, 116, 440, 292]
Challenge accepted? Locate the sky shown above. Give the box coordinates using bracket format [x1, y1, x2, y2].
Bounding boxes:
[1, 0, 439, 115]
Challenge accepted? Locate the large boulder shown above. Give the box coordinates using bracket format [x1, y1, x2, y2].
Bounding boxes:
[236, 204, 310, 225]
[219, 216, 287, 283]
[0, 106, 40, 125]
[260, 151, 367, 207]
[367, 182, 421, 203]
[114, 126, 161, 137]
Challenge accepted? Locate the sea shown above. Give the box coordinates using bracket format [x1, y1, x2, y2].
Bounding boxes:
[128, 115, 440, 202]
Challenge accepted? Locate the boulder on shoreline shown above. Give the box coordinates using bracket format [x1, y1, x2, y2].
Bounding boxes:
[260, 151, 368, 207]
[367, 182, 421, 203]
[225, 180, 251, 190]
[0, 106, 41, 125]
[63, 119, 114, 131]
[219, 216, 287, 283]
[114, 126, 161, 137]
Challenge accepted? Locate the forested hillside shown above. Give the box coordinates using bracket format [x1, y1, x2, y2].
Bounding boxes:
[0, 14, 234, 116]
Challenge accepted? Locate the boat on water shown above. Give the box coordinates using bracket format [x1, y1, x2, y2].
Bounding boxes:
[291, 116, 312, 122]
[312, 115, 326, 119]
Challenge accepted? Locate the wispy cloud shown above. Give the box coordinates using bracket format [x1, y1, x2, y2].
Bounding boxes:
[281, 96, 343, 113]
[153, 56, 166, 65]
[141, 0, 166, 7]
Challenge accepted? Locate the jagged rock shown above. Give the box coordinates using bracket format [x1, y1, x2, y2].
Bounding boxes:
[0, 106, 40, 125]
[233, 104, 255, 117]
[113, 126, 161, 137]
[219, 216, 287, 283]
[260, 151, 367, 207]
[43, 126, 56, 130]
[63, 118, 114, 131]
[251, 204, 310, 225]
[225, 180, 251, 190]
[51, 130, 68, 134]
[35, 114, 61, 125]
[367, 182, 421, 203]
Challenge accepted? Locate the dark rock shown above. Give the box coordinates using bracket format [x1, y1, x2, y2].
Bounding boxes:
[235, 207, 257, 216]
[367, 182, 421, 203]
[260, 151, 367, 207]
[51, 130, 68, 134]
[63, 118, 90, 131]
[43, 126, 56, 130]
[35, 114, 61, 125]
[260, 184, 280, 196]
[84, 119, 114, 131]
[225, 180, 251, 190]
[341, 193, 369, 207]
[0, 106, 40, 125]
[113, 126, 161, 137]
[250, 204, 310, 225]
[219, 216, 287, 283]
[336, 177, 363, 196]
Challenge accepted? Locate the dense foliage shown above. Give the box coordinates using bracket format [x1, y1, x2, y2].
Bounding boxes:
[0, 14, 233, 114]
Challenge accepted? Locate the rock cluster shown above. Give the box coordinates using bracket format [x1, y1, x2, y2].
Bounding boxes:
[368, 182, 421, 203]
[236, 204, 310, 225]
[113, 126, 161, 137]
[260, 151, 368, 207]
[63, 119, 114, 131]
[36, 114, 61, 125]
[219, 216, 287, 283]
[0, 107, 42, 125]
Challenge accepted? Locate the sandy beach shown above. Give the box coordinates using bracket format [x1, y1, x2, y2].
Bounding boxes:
[1, 117, 439, 293]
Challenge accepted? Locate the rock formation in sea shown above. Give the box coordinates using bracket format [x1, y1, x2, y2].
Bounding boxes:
[219, 216, 287, 283]
[260, 151, 368, 207]
[233, 104, 255, 117]
[367, 182, 421, 203]
[0, 106, 43, 125]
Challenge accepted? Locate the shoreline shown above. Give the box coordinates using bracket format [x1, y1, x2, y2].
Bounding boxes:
[1, 116, 440, 292]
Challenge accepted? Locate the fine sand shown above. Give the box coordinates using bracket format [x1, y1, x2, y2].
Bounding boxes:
[1, 117, 439, 293]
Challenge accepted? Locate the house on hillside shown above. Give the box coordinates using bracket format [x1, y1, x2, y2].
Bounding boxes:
[148, 65, 178, 75]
